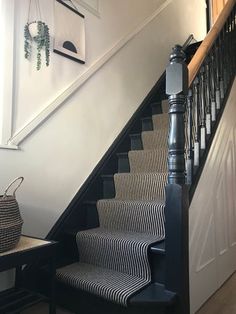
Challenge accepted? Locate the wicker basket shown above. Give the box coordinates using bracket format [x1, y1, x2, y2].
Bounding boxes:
[0, 177, 24, 253]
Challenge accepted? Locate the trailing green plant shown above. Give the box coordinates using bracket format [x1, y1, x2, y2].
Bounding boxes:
[24, 21, 50, 70]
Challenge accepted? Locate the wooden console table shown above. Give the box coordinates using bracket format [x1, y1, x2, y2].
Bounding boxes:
[0, 235, 58, 314]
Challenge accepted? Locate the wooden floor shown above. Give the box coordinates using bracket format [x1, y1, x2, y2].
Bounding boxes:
[22, 273, 236, 314]
[197, 272, 236, 314]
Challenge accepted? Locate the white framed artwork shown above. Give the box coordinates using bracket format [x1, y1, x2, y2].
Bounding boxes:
[54, 0, 85, 64]
[76, 0, 100, 17]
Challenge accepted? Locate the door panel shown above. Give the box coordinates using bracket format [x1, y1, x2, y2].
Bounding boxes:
[190, 80, 236, 313]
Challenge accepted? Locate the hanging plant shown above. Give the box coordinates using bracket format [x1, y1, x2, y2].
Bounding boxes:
[24, 21, 50, 70]
[24, 0, 50, 70]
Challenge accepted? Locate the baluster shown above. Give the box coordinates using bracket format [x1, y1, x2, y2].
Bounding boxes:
[205, 57, 211, 136]
[229, 11, 234, 80]
[234, 6, 236, 70]
[234, 7, 236, 71]
[225, 18, 230, 86]
[222, 28, 227, 96]
[214, 42, 221, 110]
[186, 89, 193, 184]
[226, 17, 230, 85]
[209, 49, 216, 122]
[166, 45, 188, 184]
[193, 76, 200, 168]
[218, 33, 225, 101]
[232, 9, 236, 72]
[199, 67, 206, 151]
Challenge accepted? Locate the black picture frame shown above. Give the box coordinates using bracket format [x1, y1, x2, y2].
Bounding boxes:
[54, 0, 86, 64]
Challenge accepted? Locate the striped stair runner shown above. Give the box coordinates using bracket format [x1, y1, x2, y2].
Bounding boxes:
[57, 100, 169, 306]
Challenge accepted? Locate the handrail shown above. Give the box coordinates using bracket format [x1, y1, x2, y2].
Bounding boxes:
[188, 0, 235, 85]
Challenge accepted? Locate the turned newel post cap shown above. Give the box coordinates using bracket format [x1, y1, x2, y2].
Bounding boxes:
[166, 45, 189, 96]
[169, 45, 186, 63]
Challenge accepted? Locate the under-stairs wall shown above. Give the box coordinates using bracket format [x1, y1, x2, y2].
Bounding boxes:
[190, 78, 236, 313]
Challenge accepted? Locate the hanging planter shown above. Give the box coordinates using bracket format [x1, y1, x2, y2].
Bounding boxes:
[24, 0, 50, 70]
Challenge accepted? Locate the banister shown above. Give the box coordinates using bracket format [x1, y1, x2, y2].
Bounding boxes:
[188, 0, 235, 86]
[165, 2, 236, 313]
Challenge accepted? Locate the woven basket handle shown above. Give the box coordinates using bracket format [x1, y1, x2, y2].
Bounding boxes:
[3, 177, 24, 198]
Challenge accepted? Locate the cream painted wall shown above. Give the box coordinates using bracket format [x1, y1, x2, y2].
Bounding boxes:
[13, 0, 167, 133]
[190, 79, 236, 313]
[0, 0, 206, 291]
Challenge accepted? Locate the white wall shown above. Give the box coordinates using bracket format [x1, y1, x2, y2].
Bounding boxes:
[13, 0, 167, 133]
[190, 79, 236, 313]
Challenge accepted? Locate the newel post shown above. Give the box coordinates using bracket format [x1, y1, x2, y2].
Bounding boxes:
[165, 45, 190, 314]
[166, 45, 188, 184]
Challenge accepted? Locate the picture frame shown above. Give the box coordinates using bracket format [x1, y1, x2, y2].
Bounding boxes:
[54, 0, 85, 64]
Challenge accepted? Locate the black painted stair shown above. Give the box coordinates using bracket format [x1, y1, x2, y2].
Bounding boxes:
[41, 41, 201, 314]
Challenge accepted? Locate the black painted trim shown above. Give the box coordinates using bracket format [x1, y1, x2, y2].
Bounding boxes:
[47, 72, 166, 240]
[53, 49, 85, 64]
[55, 0, 85, 18]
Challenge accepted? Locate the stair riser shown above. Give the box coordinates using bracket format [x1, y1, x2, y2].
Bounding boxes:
[56, 282, 166, 314]
[76, 233, 153, 277]
[141, 117, 153, 131]
[142, 131, 168, 150]
[151, 102, 163, 115]
[85, 202, 99, 229]
[161, 99, 169, 113]
[97, 201, 165, 236]
[128, 150, 167, 173]
[117, 153, 130, 173]
[130, 134, 143, 150]
[114, 174, 167, 201]
[152, 114, 169, 131]
[150, 254, 166, 285]
[102, 176, 115, 199]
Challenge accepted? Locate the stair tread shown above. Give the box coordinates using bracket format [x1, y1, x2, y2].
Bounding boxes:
[117, 152, 128, 157]
[129, 133, 141, 137]
[77, 227, 163, 243]
[115, 172, 167, 178]
[57, 262, 152, 306]
[130, 283, 176, 306]
[98, 198, 165, 205]
[65, 224, 166, 247]
[101, 174, 114, 179]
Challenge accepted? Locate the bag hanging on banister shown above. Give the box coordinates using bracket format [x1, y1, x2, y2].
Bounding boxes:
[0, 177, 24, 253]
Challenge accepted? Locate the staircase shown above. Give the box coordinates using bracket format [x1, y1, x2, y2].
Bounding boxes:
[45, 73, 186, 314]
[56, 98, 172, 312]
[34, 3, 236, 313]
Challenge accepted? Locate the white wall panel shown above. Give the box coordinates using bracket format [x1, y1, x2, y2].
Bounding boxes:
[190, 79, 236, 313]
